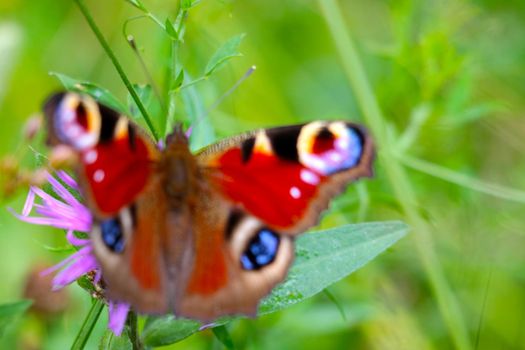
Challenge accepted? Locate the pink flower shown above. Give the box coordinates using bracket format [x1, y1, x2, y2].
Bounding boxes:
[11, 171, 129, 336]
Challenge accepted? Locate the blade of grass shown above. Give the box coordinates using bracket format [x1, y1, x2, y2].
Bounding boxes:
[399, 154, 525, 203]
[71, 299, 105, 350]
[74, 0, 159, 141]
[323, 289, 347, 322]
[318, 1, 472, 349]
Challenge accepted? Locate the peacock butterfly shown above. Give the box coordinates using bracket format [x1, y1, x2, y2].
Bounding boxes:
[42, 92, 374, 320]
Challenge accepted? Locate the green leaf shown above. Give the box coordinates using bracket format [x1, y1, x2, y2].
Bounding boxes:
[0, 300, 32, 337]
[164, 18, 178, 40]
[181, 0, 201, 10]
[141, 221, 407, 347]
[124, 0, 147, 12]
[180, 79, 216, 151]
[172, 69, 185, 90]
[99, 329, 133, 350]
[141, 316, 200, 347]
[42, 243, 75, 253]
[50, 72, 127, 113]
[76, 275, 97, 295]
[258, 221, 407, 314]
[204, 33, 245, 76]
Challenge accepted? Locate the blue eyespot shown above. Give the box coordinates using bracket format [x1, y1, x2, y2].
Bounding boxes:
[345, 127, 363, 168]
[241, 229, 280, 270]
[100, 218, 125, 253]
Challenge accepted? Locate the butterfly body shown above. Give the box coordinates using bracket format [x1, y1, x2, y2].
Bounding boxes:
[43, 92, 374, 320]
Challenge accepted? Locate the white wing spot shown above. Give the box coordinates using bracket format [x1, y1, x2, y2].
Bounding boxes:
[84, 150, 98, 164]
[300, 169, 320, 185]
[290, 186, 301, 199]
[93, 169, 105, 183]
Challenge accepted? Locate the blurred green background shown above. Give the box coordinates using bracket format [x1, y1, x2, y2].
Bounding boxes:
[1, 0, 525, 349]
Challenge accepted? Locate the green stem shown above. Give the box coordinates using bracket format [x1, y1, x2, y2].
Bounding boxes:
[126, 311, 143, 350]
[399, 154, 525, 203]
[71, 299, 104, 350]
[318, 1, 472, 350]
[74, 0, 159, 141]
[172, 76, 208, 94]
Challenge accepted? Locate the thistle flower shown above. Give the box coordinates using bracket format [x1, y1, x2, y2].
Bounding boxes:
[11, 170, 130, 336]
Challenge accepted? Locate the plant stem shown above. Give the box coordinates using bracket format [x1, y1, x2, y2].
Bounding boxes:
[399, 154, 525, 203]
[318, 1, 472, 350]
[74, 0, 159, 141]
[173, 76, 208, 93]
[71, 299, 104, 350]
[127, 311, 143, 350]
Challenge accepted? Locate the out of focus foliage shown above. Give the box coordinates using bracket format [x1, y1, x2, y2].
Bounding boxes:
[0, 0, 524, 349]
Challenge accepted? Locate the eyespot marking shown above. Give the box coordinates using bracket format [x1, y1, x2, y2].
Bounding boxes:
[75, 103, 88, 130]
[100, 217, 125, 253]
[241, 229, 280, 270]
[298, 122, 365, 175]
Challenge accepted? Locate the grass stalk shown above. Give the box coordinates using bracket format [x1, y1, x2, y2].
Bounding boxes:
[318, 1, 472, 349]
[71, 299, 104, 350]
[74, 0, 159, 141]
[399, 154, 525, 203]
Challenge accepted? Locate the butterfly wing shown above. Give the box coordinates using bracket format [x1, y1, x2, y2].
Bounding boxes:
[198, 121, 374, 233]
[175, 121, 373, 320]
[44, 92, 170, 313]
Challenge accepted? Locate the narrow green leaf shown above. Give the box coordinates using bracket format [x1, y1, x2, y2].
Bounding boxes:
[42, 244, 75, 253]
[127, 84, 153, 120]
[323, 289, 347, 322]
[172, 69, 185, 90]
[181, 0, 200, 10]
[124, 0, 147, 12]
[99, 329, 132, 350]
[181, 81, 216, 150]
[164, 18, 178, 40]
[0, 300, 32, 337]
[50, 72, 127, 113]
[76, 275, 97, 295]
[212, 325, 235, 349]
[141, 221, 406, 347]
[204, 34, 245, 76]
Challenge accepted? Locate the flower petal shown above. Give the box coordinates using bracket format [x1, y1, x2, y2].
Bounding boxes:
[108, 302, 130, 336]
[50, 247, 98, 290]
[56, 170, 80, 190]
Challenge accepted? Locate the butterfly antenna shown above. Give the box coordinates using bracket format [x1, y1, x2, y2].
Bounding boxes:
[187, 65, 256, 137]
[127, 35, 167, 114]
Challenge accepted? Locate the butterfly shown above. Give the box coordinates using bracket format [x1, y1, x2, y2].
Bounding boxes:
[42, 92, 374, 321]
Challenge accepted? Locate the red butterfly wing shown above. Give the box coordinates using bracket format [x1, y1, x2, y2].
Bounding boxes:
[44, 92, 157, 216]
[200, 121, 374, 233]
